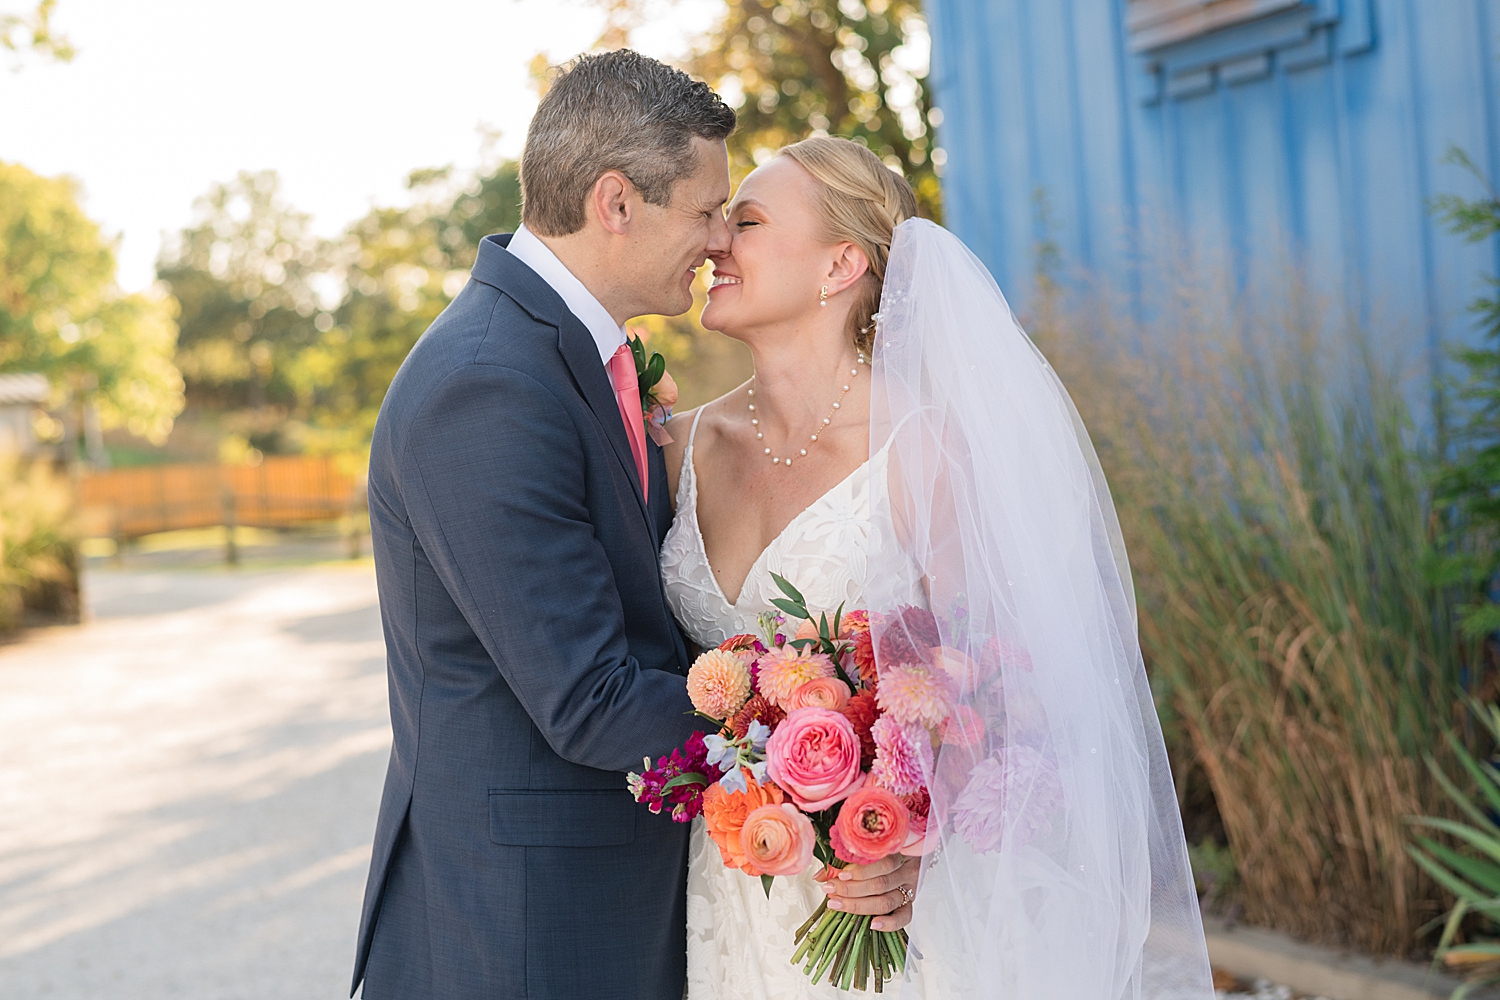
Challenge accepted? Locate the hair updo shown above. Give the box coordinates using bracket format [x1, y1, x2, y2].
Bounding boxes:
[776, 136, 919, 355]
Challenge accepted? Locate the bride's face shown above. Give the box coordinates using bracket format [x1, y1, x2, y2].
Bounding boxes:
[700, 157, 837, 338]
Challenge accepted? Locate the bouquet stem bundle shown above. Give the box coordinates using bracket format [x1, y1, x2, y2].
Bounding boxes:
[791, 899, 907, 992]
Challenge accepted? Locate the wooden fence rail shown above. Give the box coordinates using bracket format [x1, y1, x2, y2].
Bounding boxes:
[79, 456, 363, 541]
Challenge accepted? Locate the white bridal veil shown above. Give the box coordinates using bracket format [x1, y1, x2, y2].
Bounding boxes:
[866, 219, 1214, 1000]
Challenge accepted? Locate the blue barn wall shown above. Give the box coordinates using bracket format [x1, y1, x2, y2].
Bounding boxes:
[924, 0, 1500, 390]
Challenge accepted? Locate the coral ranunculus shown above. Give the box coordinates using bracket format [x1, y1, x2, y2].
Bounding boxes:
[687, 649, 753, 720]
[786, 677, 851, 712]
[831, 786, 910, 865]
[765, 707, 865, 812]
[740, 803, 816, 877]
[702, 773, 785, 873]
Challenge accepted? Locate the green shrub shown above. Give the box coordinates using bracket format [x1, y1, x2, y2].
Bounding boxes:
[1429, 149, 1500, 645]
[0, 455, 79, 630]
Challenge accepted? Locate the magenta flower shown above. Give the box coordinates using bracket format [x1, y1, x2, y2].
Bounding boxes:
[627, 732, 717, 822]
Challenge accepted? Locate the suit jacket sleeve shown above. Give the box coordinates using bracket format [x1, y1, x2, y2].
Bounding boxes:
[403, 361, 698, 773]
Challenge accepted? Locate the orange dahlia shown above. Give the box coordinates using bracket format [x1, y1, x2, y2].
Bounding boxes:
[686, 649, 753, 720]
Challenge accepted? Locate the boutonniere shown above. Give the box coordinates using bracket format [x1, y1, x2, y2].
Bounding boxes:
[627, 331, 677, 445]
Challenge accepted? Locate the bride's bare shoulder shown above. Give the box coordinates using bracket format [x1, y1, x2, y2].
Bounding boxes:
[663, 382, 749, 505]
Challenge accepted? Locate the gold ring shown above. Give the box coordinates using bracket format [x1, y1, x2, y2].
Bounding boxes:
[898, 884, 915, 906]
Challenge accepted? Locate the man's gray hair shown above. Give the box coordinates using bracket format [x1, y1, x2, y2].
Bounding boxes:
[520, 50, 736, 237]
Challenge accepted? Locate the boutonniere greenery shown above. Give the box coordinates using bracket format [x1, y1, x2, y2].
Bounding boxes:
[628, 332, 678, 445]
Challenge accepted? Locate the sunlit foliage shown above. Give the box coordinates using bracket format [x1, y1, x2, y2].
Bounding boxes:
[0, 161, 182, 443]
[685, 0, 942, 218]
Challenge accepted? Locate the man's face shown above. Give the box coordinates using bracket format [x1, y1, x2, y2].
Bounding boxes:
[625, 138, 732, 318]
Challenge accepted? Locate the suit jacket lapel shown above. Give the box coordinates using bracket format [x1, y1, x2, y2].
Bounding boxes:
[471, 234, 653, 537]
[553, 312, 654, 534]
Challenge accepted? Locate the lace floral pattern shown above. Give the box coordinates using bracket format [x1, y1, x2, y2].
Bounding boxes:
[661, 411, 874, 651]
[662, 411, 925, 1000]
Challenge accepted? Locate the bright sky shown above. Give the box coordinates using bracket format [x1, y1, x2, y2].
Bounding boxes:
[0, 0, 720, 292]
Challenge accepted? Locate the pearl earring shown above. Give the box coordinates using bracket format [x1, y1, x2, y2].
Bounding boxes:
[819, 285, 829, 307]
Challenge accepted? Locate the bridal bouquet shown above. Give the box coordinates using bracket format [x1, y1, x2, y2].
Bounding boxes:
[628, 576, 948, 993]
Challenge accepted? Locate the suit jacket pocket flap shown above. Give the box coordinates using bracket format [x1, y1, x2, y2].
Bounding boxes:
[488, 789, 638, 847]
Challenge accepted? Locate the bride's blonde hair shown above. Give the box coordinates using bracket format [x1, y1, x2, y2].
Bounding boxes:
[777, 137, 919, 355]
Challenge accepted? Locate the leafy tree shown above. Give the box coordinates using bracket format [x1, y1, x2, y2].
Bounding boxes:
[685, 0, 942, 218]
[1, 0, 72, 62]
[1430, 150, 1500, 643]
[160, 161, 527, 455]
[0, 160, 182, 444]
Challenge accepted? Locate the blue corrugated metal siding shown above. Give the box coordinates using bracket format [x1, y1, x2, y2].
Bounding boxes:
[925, 0, 1500, 385]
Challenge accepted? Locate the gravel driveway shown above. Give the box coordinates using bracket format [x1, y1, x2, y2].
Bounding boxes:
[0, 563, 389, 999]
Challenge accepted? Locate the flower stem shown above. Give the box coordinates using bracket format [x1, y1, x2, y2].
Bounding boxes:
[812, 912, 857, 984]
[793, 899, 828, 945]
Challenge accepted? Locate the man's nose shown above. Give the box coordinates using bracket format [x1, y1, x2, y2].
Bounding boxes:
[705, 212, 732, 255]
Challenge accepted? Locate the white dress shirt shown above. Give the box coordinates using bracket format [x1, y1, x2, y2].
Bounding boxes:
[506, 224, 627, 367]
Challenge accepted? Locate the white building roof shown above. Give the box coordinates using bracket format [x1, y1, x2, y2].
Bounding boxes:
[0, 373, 50, 406]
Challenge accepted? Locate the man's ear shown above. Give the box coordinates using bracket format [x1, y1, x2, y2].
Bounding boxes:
[590, 171, 636, 237]
[827, 243, 871, 296]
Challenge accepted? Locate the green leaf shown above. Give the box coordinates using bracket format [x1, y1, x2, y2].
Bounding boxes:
[662, 772, 711, 792]
[1409, 844, 1490, 904]
[771, 573, 807, 606]
[1412, 817, 1500, 866]
[629, 335, 647, 370]
[1446, 737, 1500, 822]
[762, 874, 775, 898]
[1429, 752, 1500, 836]
[771, 597, 809, 619]
[819, 612, 831, 641]
[646, 352, 666, 383]
[1416, 837, 1500, 895]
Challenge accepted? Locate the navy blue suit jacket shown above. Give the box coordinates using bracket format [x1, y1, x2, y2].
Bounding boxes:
[352, 234, 701, 999]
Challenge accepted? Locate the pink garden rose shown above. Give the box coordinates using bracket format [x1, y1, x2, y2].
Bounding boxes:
[765, 707, 865, 812]
[740, 803, 816, 877]
[831, 786, 911, 865]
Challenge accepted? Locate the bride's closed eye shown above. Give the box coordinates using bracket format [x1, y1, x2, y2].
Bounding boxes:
[735, 220, 759, 228]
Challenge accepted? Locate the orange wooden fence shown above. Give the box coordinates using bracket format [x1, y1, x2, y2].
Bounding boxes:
[79, 456, 362, 539]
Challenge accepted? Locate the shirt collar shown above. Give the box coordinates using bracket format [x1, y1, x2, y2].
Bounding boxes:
[506, 224, 627, 367]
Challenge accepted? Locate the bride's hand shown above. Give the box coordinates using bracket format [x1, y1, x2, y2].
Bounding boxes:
[815, 854, 919, 931]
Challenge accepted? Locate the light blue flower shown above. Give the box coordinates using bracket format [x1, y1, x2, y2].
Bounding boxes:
[703, 734, 736, 773]
[746, 720, 771, 753]
[748, 759, 770, 783]
[718, 765, 749, 795]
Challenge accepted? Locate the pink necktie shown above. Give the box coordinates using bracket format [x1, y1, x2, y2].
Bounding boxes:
[607, 343, 649, 502]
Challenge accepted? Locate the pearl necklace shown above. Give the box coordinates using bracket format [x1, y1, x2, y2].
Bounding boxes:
[748, 354, 867, 468]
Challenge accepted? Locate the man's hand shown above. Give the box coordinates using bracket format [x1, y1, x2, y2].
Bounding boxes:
[814, 854, 919, 932]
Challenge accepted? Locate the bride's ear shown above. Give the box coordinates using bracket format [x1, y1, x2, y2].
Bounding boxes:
[825, 242, 871, 296]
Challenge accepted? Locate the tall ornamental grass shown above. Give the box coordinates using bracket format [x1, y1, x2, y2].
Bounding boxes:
[1033, 274, 1474, 955]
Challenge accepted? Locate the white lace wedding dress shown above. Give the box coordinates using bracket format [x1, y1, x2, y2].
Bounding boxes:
[661, 409, 925, 1000]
